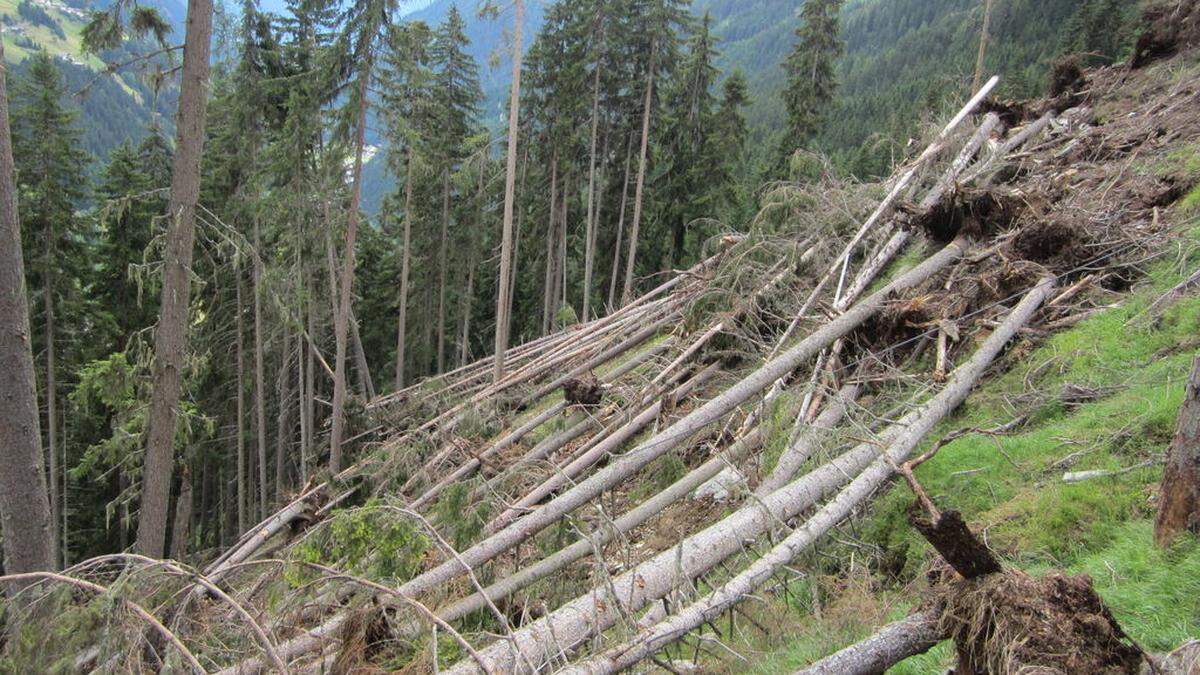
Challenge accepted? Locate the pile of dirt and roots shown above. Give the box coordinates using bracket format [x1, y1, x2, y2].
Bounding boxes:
[930, 569, 1144, 674]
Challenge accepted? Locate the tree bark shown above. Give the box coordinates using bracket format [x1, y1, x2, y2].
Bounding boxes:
[136, 0, 213, 557]
[494, 0, 523, 382]
[396, 149, 415, 390]
[274, 333, 294, 502]
[438, 168, 450, 374]
[608, 135, 633, 310]
[795, 611, 944, 675]
[973, 0, 995, 93]
[581, 8, 604, 323]
[253, 217, 268, 518]
[1155, 355, 1200, 546]
[542, 155, 558, 334]
[0, 36, 54, 580]
[329, 68, 370, 474]
[621, 41, 656, 306]
[170, 466, 193, 560]
[44, 222, 59, 567]
[236, 263, 247, 534]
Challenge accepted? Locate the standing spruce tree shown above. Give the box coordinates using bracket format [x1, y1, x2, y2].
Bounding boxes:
[655, 12, 721, 268]
[11, 52, 91, 567]
[778, 0, 843, 172]
[428, 5, 481, 376]
[0, 37, 55, 581]
[135, 0, 215, 557]
[382, 21, 434, 390]
[494, 0, 524, 381]
[620, 0, 688, 305]
[327, 0, 404, 473]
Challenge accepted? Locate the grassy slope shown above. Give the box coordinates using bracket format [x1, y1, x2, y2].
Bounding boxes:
[729, 195, 1200, 671]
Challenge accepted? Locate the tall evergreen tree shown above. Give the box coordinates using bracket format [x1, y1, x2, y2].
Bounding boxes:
[0, 37, 55, 582]
[778, 0, 843, 172]
[428, 5, 481, 375]
[12, 52, 91, 567]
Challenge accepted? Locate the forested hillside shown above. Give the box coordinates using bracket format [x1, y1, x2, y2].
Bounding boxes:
[2, 0, 1198, 671]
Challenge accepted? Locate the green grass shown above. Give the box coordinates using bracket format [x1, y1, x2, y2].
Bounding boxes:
[740, 223, 1200, 672]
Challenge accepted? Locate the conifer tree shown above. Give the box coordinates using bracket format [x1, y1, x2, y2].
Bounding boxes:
[382, 20, 435, 390]
[778, 0, 843, 171]
[12, 53, 91, 565]
[0, 37, 55, 581]
[428, 5, 481, 376]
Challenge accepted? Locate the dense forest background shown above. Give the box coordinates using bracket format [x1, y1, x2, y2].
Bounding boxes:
[1, 0, 1136, 564]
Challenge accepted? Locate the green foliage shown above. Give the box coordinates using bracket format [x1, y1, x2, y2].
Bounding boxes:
[778, 0, 843, 169]
[434, 481, 491, 551]
[293, 500, 429, 583]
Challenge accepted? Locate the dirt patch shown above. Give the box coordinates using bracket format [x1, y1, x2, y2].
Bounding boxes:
[935, 569, 1143, 674]
[563, 372, 603, 406]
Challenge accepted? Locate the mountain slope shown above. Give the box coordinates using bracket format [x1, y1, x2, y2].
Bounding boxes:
[1, 0, 182, 160]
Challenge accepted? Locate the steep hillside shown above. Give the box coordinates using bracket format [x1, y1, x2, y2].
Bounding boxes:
[1, 0, 182, 159]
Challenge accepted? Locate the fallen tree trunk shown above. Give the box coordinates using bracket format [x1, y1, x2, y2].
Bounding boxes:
[225, 238, 970, 675]
[408, 338, 675, 508]
[490, 362, 721, 530]
[434, 425, 766, 623]
[756, 383, 860, 496]
[793, 611, 945, 675]
[395, 237, 967, 601]
[553, 278, 1053, 675]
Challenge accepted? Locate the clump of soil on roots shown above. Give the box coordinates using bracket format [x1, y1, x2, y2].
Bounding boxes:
[935, 569, 1143, 675]
[563, 372, 603, 406]
[1133, 0, 1200, 69]
[905, 188, 1023, 244]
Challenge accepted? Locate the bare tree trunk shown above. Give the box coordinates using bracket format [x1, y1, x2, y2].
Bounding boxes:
[0, 35, 54, 579]
[350, 314, 374, 399]
[795, 612, 944, 675]
[274, 333, 294, 502]
[608, 135, 632, 310]
[459, 243, 477, 368]
[396, 149, 415, 390]
[582, 16, 604, 323]
[253, 217, 268, 518]
[507, 146, 528, 339]
[43, 227, 59, 567]
[494, 0, 523, 382]
[303, 284, 315, 483]
[559, 173, 568, 312]
[622, 41, 656, 306]
[973, 0, 995, 93]
[542, 155, 558, 334]
[438, 168, 450, 374]
[235, 264, 246, 532]
[329, 69, 370, 474]
[170, 466, 193, 560]
[136, 0, 214, 557]
[1156, 355, 1200, 546]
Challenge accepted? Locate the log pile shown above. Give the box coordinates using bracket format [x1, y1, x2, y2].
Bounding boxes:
[7, 46, 1200, 675]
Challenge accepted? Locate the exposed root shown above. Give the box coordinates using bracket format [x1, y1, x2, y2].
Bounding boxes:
[563, 372, 603, 406]
[934, 569, 1144, 675]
